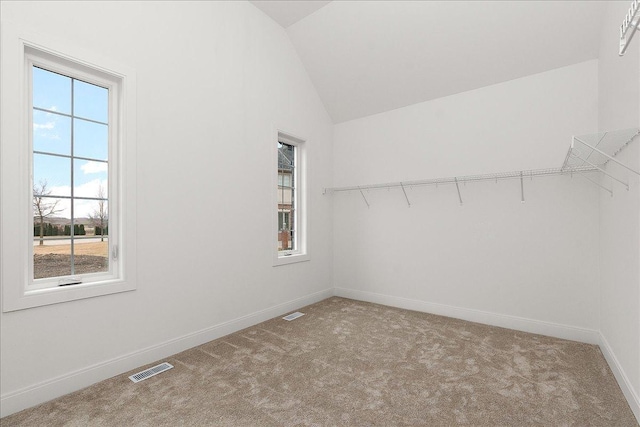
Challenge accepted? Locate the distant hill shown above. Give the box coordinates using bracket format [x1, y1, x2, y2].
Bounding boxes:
[36, 217, 95, 227]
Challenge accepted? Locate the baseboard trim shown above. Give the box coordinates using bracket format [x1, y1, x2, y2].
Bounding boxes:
[599, 333, 640, 422]
[0, 288, 334, 418]
[334, 287, 600, 344]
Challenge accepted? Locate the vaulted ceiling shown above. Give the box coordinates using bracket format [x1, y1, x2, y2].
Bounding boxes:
[250, 0, 331, 28]
[251, 1, 607, 123]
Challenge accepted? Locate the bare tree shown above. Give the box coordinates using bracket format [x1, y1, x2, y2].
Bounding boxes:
[89, 185, 108, 242]
[33, 180, 62, 246]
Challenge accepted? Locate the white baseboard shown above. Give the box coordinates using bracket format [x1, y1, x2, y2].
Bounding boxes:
[599, 333, 640, 423]
[334, 287, 600, 344]
[0, 288, 334, 418]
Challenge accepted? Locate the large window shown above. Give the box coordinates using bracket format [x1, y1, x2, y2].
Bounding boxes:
[274, 132, 308, 265]
[0, 25, 137, 311]
[31, 66, 112, 286]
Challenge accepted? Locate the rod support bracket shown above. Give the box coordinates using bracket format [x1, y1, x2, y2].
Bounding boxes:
[400, 182, 411, 207]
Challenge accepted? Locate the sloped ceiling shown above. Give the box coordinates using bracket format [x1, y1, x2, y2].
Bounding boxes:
[253, 1, 607, 124]
[250, 1, 331, 28]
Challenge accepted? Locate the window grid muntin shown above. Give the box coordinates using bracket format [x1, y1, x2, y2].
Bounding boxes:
[34, 150, 108, 164]
[31, 64, 110, 282]
[33, 106, 108, 127]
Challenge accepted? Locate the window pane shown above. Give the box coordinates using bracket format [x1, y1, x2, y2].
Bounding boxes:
[34, 154, 71, 197]
[74, 159, 108, 198]
[278, 228, 292, 251]
[33, 67, 71, 114]
[74, 200, 109, 275]
[75, 198, 108, 231]
[74, 118, 108, 160]
[33, 110, 71, 155]
[33, 240, 72, 279]
[33, 195, 70, 231]
[73, 80, 108, 123]
[33, 196, 71, 279]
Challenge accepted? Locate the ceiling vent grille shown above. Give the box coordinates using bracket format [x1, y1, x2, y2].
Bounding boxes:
[283, 311, 305, 321]
[129, 362, 173, 383]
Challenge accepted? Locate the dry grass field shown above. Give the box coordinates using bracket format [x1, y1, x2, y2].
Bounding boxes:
[33, 241, 108, 279]
[33, 241, 108, 256]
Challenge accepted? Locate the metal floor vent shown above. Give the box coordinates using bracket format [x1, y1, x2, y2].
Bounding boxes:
[283, 311, 305, 321]
[129, 362, 173, 383]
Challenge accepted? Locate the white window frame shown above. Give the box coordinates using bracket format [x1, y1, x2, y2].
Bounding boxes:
[1, 23, 137, 312]
[28, 53, 119, 290]
[273, 130, 309, 266]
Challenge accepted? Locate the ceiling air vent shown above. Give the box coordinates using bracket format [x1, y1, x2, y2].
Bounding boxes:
[282, 311, 305, 321]
[129, 362, 174, 383]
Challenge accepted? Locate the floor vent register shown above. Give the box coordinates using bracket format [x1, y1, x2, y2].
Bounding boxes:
[282, 311, 305, 321]
[129, 362, 174, 383]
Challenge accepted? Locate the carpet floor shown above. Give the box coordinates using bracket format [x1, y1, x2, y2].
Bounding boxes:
[1, 297, 637, 426]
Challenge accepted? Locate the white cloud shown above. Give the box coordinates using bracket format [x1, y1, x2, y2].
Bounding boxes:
[75, 179, 108, 199]
[33, 121, 55, 130]
[47, 184, 70, 198]
[81, 161, 108, 174]
[33, 118, 61, 141]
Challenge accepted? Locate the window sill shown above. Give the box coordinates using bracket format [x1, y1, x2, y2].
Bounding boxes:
[3, 279, 135, 312]
[273, 253, 310, 267]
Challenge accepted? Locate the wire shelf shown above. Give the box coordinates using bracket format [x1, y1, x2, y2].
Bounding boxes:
[323, 128, 640, 206]
[563, 128, 640, 170]
[324, 166, 597, 194]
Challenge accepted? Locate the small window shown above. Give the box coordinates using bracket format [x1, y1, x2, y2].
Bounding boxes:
[278, 142, 296, 253]
[274, 131, 308, 265]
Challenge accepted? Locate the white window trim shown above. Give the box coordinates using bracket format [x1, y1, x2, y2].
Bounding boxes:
[1, 22, 137, 312]
[273, 129, 309, 266]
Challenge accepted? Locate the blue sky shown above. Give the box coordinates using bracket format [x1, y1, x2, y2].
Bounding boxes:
[33, 67, 109, 219]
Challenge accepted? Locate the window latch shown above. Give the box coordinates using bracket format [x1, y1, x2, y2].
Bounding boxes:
[112, 245, 118, 260]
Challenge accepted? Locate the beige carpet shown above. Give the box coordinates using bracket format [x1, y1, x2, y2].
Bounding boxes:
[2, 297, 637, 426]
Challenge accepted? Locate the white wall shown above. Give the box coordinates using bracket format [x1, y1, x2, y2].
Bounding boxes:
[597, 0, 640, 418]
[333, 61, 600, 339]
[0, 1, 333, 416]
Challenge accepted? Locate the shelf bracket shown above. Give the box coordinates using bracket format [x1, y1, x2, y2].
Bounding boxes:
[573, 169, 614, 197]
[574, 136, 640, 177]
[358, 186, 370, 208]
[400, 182, 411, 207]
[520, 171, 525, 203]
[454, 177, 463, 205]
[570, 151, 630, 190]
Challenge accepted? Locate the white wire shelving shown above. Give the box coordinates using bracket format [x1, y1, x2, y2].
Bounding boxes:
[323, 128, 640, 207]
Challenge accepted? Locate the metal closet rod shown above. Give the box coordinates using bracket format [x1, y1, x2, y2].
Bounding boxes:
[323, 165, 598, 194]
